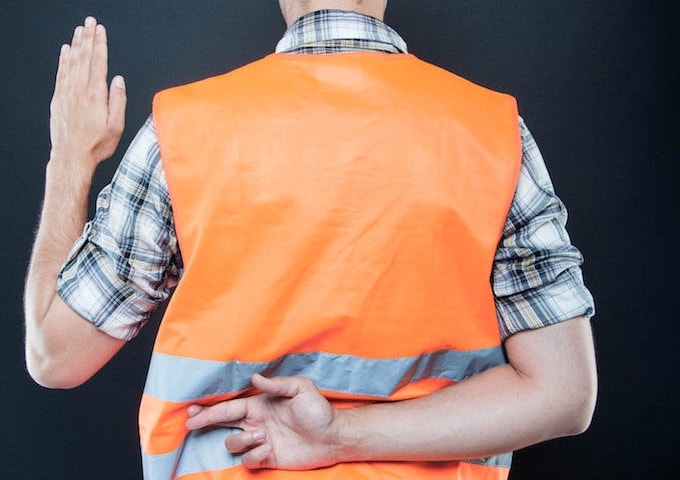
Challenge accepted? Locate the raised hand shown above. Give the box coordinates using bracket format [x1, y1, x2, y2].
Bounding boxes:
[49, 16, 126, 172]
[23, 17, 128, 389]
[185, 374, 342, 470]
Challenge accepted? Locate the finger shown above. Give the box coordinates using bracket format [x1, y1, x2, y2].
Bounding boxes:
[241, 443, 274, 470]
[251, 373, 307, 398]
[185, 399, 248, 430]
[91, 23, 109, 98]
[186, 404, 203, 418]
[66, 24, 84, 79]
[224, 429, 266, 453]
[73, 17, 98, 84]
[53, 44, 71, 94]
[107, 75, 127, 137]
[70, 24, 83, 47]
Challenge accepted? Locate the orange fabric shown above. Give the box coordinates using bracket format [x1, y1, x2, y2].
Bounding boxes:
[176, 461, 508, 480]
[139, 395, 189, 455]
[147, 52, 521, 478]
[154, 53, 520, 363]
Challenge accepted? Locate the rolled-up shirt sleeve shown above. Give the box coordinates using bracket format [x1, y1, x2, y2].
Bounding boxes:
[57, 116, 182, 340]
[493, 119, 595, 340]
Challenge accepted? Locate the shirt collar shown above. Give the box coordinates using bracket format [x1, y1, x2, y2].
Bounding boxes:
[275, 9, 408, 54]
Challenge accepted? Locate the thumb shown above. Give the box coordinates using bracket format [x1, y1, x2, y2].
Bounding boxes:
[107, 75, 127, 135]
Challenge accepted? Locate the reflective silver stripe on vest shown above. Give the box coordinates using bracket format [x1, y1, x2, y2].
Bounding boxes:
[142, 429, 512, 479]
[142, 428, 243, 479]
[468, 452, 513, 468]
[143, 347, 506, 403]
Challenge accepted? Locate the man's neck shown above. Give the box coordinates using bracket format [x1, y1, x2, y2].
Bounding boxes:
[280, 0, 386, 26]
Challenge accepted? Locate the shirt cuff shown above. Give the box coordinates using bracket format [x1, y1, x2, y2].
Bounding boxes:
[495, 266, 595, 340]
[56, 221, 152, 341]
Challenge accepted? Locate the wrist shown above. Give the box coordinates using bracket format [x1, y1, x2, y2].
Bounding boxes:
[45, 153, 96, 191]
[325, 406, 369, 464]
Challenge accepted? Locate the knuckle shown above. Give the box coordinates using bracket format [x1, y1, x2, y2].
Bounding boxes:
[86, 90, 97, 103]
[242, 453, 259, 469]
[107, 122, 124, 137]
[298, 376, 316, 391]
[215, 402, 232, 419]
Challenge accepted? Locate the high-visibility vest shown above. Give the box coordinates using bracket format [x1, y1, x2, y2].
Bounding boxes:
[145, 52, 521, 479]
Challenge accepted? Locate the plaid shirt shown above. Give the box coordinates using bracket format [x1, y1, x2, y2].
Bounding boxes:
[58, 10, 594, 340]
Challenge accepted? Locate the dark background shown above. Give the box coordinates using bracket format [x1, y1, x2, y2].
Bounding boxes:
[1, 1, 677, 478]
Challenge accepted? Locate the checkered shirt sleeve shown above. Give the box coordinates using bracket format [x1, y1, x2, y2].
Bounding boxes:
[493, 119, 595, 339]
[56, 117, 181, 340]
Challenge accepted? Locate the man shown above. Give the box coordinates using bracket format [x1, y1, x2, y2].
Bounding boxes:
[25, 1, 597, 479]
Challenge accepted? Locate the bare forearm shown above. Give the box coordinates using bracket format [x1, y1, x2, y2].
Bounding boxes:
[26, 162, 93, 318]
[330, 318, 597, 463]
[24, 17, 127, 388]
[334, 366, 576, 462]
[24, 161, 94, 369]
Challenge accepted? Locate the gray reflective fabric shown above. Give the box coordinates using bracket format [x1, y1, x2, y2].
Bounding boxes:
[144, 347, 506, 402]
[141, 445, 179, 479]
[466, 452, 513, 468]
[141, 427, 243, 479]
[175, 428, 243, 477]
[142, 429, 511, 478]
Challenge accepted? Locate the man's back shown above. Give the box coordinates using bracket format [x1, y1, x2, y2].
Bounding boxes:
[144, 51, 521, 478]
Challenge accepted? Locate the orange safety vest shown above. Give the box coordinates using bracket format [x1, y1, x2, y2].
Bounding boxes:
[145, 52, 521, 479]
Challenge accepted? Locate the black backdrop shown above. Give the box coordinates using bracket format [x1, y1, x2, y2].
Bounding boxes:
[1, 1, 678, 478]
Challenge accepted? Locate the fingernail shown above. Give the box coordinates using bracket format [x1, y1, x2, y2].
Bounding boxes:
[96, 24, 105, 35]
[85, 16, 96, 27]
[186, 405, 201, 416]
[75, 26, 83, 37]
[252, 430, 266, 441]
[113, 75, 126, 89]
[60, 44, 70, 56]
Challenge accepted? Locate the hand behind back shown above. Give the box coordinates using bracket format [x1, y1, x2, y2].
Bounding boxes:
[185, 374, 342, 470]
